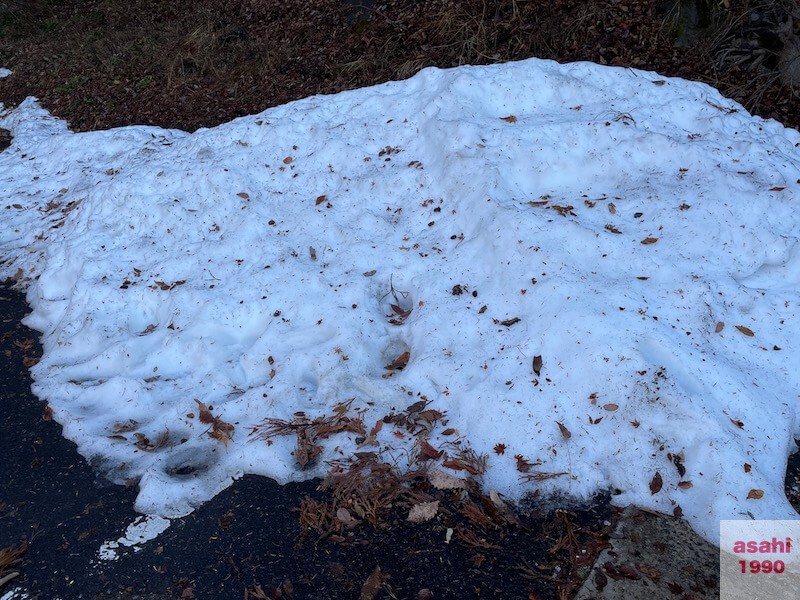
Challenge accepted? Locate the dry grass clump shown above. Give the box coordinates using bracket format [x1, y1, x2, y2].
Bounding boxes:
[0, 540, 28, 588]
[250, 399, 366, 470]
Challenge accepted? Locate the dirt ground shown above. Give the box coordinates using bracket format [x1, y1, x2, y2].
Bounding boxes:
[1, 1, 800, 598]
[0, 0, 798, 132]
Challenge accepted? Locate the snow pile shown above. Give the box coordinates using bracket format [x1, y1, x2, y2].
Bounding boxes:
[1, 58, 799, 544]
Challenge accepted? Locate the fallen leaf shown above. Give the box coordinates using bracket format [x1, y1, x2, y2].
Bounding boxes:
[283, 156, 293, 164]
[556, 421, 571, 440]
[747, 489, 764, 500]
[730, 418, 745, 429]
[514, 454, 536, 473]
[336, 507, 360, 527]
[640, 237, 658, 245]
[735, 325, 755, 337]
[607, 202, 616, 214]
[500, 317, 520, 327]
[744, 463, 751, 473]
[551, 204, 575, 217]
[652, 80, 666, 86]
[532, 355, 542, 376]
[637, 563, 662, 580]
[428, 468, 467, 490]
[385, 351, 410, 370]
[493, 443, 506, 455]
[605, 224, 622, 234]
[195, 399, 214, 424]
[309, 246, 317, 261]
[649, 471, 663, 494]
[408, 501, 439, 523]
[501, 115, 518, 123]
[237, 192, 250, 200]
[369, 420, 383, 436]
[769, 186, 785, 191]
[677, 481, 693, 489]
[360, 566, 382, 600]
[603, 403, 619, 411]
[419, 438, 441, 460]
[715, 321, 725, 333]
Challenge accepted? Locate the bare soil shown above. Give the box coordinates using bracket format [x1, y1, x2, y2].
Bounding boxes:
[0, 0, 798, 133]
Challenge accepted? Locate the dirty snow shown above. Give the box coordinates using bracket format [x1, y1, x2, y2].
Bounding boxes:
[1, 58, 799, 545]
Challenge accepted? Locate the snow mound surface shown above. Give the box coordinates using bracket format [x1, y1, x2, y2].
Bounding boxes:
[1, 58, 799, 543]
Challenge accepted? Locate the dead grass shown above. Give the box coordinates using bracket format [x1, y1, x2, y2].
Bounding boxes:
[0, 540, 28, 588]
[250, 399, 366, 470]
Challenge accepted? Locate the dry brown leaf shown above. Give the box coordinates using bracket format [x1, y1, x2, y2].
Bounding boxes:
[419, 438, 441, 460]
[500, 115, 518, 123]
[730, 418, 744, 429]
[605, 224, 622, 234]
[556, 421, 571, 440]
[237, 192, 250, 200]
[603, 403, 619, 411]
[336, 507, 360, 527]
[637, 563, 662, 581]
[715, 321, 725, 333]
[407, 501, 439, 523]
[283, 156, 293, 164]
[385, 351, 410, 370]
[195, 399, 214, 424]
[360, 566, 382, 600]
[316, 195, 327, 205]
[677, 481, 693, 489]
[769, 186, 785, 191]
[747, 489, 764, 500]
[744, 463, 751, 473]
[735, 325, 755, 337]
[428, 468, 467, 490]
[532, 355, 542, 376]
[607, 202, 616, 214]
[514, 454, 537, 473]
[641, 237, 658, 245]
[649, 471, 663, 494]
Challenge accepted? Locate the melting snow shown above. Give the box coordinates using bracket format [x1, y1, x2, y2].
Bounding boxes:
[1, 58, 799, 544]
